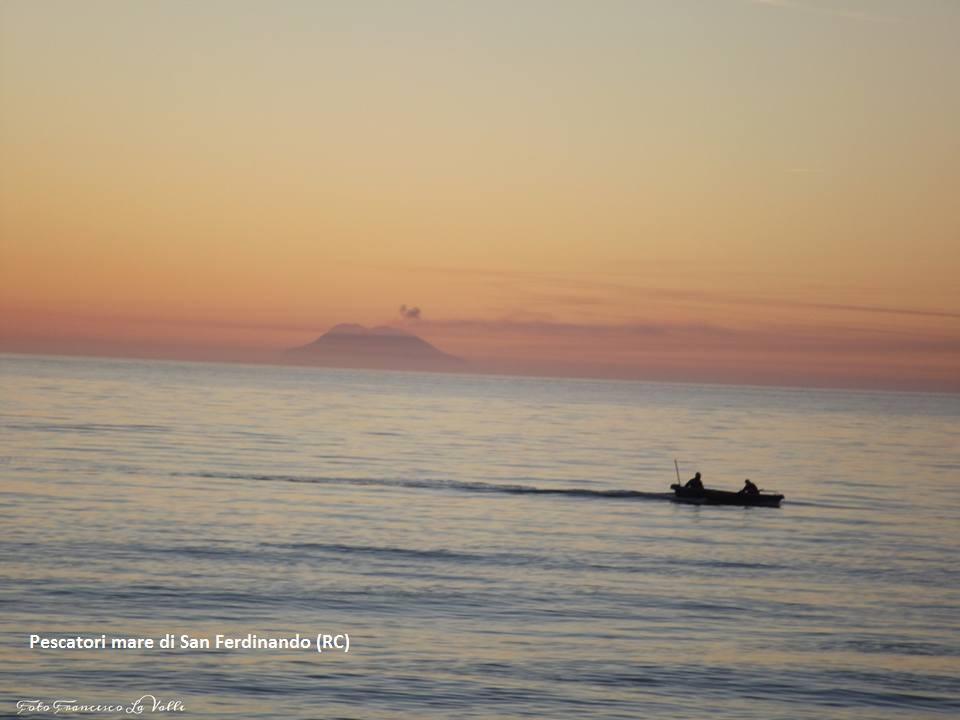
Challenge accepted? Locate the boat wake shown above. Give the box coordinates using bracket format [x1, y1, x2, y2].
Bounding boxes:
[175, 471, 675, 502]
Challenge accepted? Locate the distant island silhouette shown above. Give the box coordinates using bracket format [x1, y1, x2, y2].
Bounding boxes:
[287, 323, 463, 372]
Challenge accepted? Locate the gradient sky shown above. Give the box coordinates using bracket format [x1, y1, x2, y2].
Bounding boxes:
[1, 0, 958, 390]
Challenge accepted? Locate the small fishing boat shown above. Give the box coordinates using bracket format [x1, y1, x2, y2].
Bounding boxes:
[670, 483, 784, 507]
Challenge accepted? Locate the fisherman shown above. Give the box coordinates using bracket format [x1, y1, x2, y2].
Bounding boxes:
[684, 472, 704, 491]
[739, 478, 759, 496]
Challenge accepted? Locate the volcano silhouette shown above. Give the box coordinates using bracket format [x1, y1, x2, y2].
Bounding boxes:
[287, 324, 463, 372]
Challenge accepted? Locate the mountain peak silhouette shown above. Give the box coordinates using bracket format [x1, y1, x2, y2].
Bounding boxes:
[288, 324, 462, 372]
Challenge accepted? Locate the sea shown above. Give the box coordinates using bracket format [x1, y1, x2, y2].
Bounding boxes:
[1, 353, 958, 719]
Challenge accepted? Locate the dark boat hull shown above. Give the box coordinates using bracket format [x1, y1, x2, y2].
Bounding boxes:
[671, 483, 783, 507]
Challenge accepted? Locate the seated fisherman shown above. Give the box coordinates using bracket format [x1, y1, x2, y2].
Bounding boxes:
[684, 472, 704, 491]
[739, 478, 759, 496]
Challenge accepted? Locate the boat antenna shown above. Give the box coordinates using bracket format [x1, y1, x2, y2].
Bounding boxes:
[674, 458, 681, 483]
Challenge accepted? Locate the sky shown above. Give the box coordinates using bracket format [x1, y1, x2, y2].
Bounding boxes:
[1, 0, 958, 391]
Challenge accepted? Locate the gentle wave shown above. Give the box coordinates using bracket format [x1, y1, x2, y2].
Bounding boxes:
[173, 470, 676, 501]
[3, 420, 169, 434]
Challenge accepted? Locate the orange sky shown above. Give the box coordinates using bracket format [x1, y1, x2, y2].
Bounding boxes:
[1, 1, 958, 391]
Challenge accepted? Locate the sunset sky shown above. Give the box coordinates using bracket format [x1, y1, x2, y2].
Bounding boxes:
[1, 0, 958, 390]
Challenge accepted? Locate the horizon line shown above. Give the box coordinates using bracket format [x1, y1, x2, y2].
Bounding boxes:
[2, 348, 957, 397]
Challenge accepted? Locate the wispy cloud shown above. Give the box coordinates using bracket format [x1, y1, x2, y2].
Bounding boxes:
[424, 315, 960, 355]
[805, 302, 960, 321]
[405, 264, 960, 322]
[419, 314, 960, 391]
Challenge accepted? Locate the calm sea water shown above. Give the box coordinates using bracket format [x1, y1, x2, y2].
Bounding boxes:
[1, 354, 959, 719]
